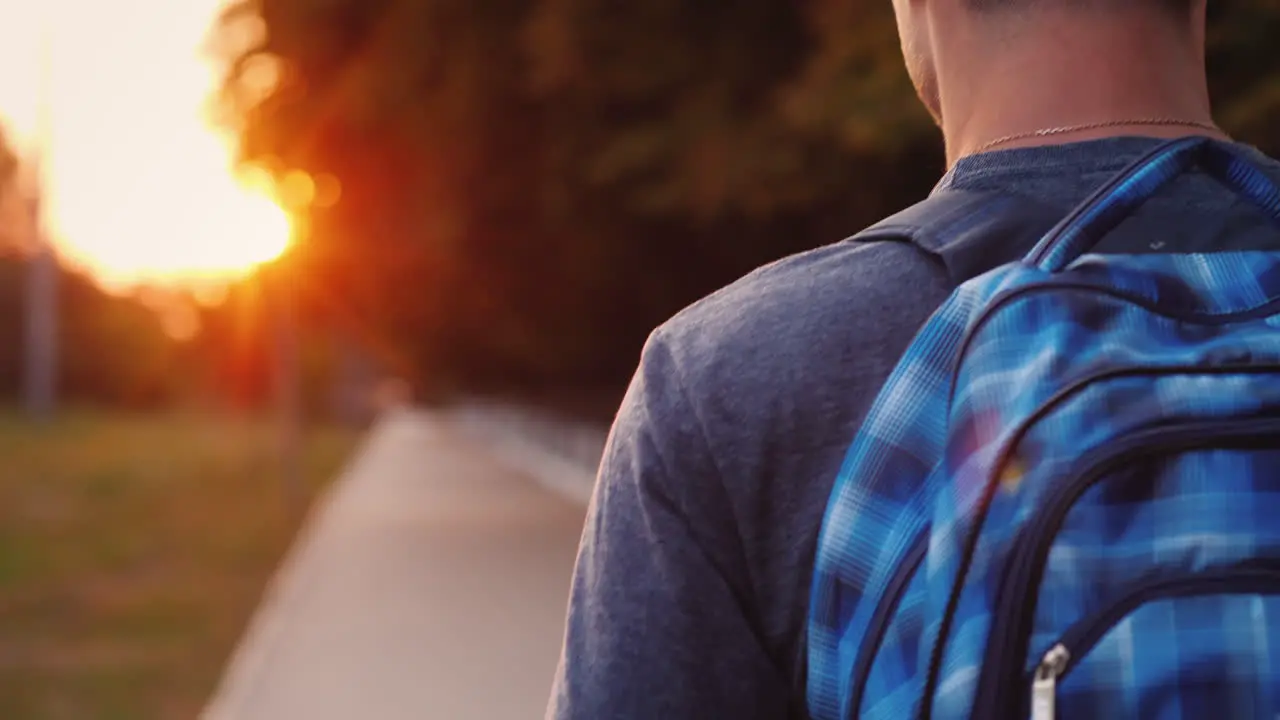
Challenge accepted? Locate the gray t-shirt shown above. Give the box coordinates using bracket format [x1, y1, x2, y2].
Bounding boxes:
[547, 137, 1280, 719]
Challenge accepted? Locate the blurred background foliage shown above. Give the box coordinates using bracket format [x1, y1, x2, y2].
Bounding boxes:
[6, 1, 1280, 421]
[0, 5, 1276, 716]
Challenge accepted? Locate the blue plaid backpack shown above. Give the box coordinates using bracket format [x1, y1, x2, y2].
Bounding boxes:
[807, 136, 1280, 720]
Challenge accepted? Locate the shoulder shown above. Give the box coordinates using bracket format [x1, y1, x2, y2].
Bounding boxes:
[648, 238, 950, 407]
[594, 236, 955, 684]
[616, 236, 952, 510]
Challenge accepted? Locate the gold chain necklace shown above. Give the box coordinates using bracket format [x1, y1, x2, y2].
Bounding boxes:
[972, 118, 1225, 155]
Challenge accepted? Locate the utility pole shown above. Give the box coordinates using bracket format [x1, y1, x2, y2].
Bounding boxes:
[23, 19, 56, 422]
[271, 264, 303, 515]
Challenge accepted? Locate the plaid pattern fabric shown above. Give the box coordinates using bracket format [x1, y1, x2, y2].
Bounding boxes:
[807, 138, 1280, 720]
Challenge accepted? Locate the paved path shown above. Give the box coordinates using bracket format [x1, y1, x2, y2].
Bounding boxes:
[202, 410, 591, 720]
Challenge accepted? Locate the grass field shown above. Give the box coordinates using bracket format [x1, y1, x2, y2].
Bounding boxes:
[0, 410, 358, 720]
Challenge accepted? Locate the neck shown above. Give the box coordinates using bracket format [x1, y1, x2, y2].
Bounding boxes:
[937, 9, 1226, 166]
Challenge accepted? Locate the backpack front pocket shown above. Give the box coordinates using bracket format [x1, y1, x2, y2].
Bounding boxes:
[970, 416, 1280, 719]
[1026, 564, 1280, 720]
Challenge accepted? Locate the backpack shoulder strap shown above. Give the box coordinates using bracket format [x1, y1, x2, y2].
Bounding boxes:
[852, 189, 1065, 286]
[790, 189, 1063, 711]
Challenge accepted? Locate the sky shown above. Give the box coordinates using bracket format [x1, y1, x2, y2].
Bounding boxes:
[0, 0, 291, 290]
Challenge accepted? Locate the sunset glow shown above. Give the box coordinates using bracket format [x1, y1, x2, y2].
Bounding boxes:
[0, 0, 292, 289]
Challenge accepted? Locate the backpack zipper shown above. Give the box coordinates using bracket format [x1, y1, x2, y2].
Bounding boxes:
[948, 282, 1280, 407]
[1030, 644, 1070, 720]
[1027, 564, 1280, 720]
[919, 365, 1280, 720]
[847, 530, 929, 718]
[972, 417, 1280, 719]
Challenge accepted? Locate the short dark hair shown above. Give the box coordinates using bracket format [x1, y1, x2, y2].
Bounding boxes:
[967, 0, 1193, 13]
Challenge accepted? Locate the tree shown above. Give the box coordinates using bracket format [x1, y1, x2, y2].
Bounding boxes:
[0, 125, 24, 253]
[210, 0, 1280, 418]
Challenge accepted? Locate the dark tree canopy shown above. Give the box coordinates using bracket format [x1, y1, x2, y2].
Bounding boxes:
[209, 0, 1280, 418]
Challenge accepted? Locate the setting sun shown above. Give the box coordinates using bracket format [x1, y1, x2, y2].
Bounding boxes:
[0, 0, 292, 290]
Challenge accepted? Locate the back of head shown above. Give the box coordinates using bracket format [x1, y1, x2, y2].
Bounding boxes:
[890, 0, 1217, 163]
[967, 0, 1191, 13]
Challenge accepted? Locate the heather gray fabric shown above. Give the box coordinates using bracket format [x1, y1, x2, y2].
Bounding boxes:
[547, 137, 1280, 720]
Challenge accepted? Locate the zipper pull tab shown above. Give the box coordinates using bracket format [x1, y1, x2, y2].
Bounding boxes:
[1031, 644, 1071, 720]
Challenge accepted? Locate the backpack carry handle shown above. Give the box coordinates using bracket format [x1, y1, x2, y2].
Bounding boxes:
[1027, 136, 1280, 273]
